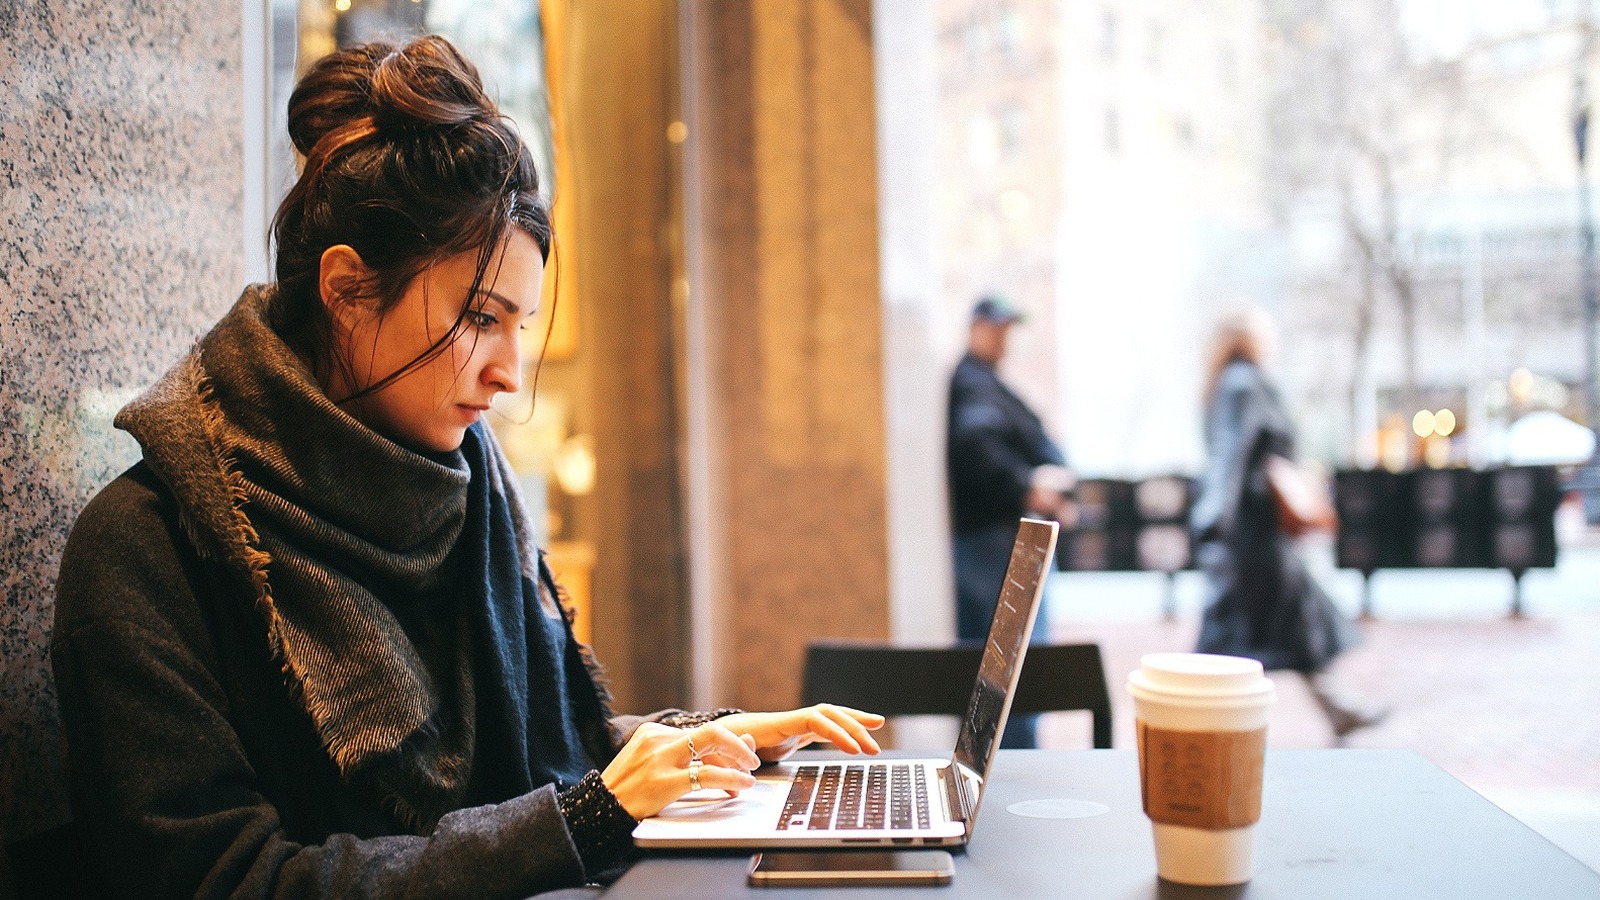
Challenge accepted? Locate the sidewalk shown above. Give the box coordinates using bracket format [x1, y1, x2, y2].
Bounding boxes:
[1038, 540, 1600, 873]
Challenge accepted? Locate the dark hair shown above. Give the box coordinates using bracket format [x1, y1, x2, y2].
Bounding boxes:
[270, 34, 552, 399]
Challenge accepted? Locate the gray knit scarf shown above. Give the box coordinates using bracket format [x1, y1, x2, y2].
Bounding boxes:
[115, 285, 595, 828]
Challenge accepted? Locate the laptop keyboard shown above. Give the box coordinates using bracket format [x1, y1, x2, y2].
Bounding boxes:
[775, 763, 933, 831]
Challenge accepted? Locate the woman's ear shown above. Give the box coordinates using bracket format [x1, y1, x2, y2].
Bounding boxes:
[318, 244, 371, 330]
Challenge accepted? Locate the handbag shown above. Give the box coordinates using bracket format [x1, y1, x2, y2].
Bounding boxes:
[1264, 455, 1338, 537]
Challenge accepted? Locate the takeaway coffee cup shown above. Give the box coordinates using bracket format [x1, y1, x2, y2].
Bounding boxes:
[1127, 653, 1276, 886]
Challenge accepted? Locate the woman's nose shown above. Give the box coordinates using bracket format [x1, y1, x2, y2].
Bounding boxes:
[482, 338, 521, 394]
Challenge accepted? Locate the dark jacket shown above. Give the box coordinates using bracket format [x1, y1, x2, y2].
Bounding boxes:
[946, 353, 1065, 533]
[52, 463, 649, 899]
[1189, 358, 1354, 672]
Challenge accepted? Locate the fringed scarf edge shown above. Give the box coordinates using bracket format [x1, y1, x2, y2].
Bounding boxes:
[186, 361, 411, 776]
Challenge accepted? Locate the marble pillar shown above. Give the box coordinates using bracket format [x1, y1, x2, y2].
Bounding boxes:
[685, 0, 891, 712]
[557, 0, 695, 714]
[0, 1, 243, 839]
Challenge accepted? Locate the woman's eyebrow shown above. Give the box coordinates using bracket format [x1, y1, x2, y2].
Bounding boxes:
[474, 289, 519, 315]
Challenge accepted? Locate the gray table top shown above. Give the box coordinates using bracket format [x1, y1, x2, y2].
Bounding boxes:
[603, 748, 1600, 899]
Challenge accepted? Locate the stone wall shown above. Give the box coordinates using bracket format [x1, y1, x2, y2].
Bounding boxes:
[0, 0, 242, 839]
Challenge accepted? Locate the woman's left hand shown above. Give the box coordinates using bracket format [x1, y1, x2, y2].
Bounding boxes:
[715, 705, 886, 763]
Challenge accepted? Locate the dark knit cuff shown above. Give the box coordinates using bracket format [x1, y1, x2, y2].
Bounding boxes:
[659, 707, 743, 730]
[557, 770, 638, 879]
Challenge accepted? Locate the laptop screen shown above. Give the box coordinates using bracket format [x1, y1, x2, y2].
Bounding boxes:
[950, 518, 1059, 817]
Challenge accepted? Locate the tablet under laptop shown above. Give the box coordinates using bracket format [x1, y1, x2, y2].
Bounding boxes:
[633, 517, 1060, 849]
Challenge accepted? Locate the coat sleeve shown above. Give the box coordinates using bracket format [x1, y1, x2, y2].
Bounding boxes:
[606, 708, 746, 751]
[1189, 376, 1268, 542]
[51, 477, 597, 900]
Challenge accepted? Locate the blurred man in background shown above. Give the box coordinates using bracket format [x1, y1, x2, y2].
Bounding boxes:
[947, 295, 1073, 748]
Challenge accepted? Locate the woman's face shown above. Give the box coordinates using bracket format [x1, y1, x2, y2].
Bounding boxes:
[330, 230, 545, 453]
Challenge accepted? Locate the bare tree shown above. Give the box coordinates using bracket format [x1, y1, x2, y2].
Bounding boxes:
[1260, 0, 1534, 462]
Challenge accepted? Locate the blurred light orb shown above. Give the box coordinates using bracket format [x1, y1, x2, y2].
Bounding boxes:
[1381, 425, 1409, 473]
[1434, 408, 1456, 436]
[1508, 367, 1535, 404]
[666, 121, 688, 144]
[553, 434, 597, 497]
[1412, 409, 1436, 438]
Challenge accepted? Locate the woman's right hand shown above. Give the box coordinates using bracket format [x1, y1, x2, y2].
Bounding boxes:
[601, 721, 761, 820]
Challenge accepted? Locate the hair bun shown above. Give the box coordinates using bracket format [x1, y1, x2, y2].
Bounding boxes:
[286, 36, 496, 156]
[368, 35, 497, 134]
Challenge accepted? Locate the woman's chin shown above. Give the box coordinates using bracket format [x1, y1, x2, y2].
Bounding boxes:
[391, 428, 468, 456]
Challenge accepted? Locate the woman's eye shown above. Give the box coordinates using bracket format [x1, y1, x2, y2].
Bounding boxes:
[467, 309, 498, 329]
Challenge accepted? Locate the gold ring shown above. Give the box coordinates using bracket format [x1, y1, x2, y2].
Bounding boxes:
[688, 759, 703, 792]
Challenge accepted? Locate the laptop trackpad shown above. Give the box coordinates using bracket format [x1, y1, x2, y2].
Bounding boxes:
[651, 778, 785, 822]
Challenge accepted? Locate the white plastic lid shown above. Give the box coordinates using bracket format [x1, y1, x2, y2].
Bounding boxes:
[1127, 653, 1275, 701]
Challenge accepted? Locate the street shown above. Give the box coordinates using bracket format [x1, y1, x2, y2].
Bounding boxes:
[1040, 531, 1600, 873]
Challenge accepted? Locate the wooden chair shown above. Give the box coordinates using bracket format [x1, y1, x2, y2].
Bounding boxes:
[801, 641, 1113, 749]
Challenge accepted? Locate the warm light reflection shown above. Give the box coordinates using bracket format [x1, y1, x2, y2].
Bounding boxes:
[1424, 435, 1452, 469]
[553, 433, 596, 496]
[1412, 409, 1435, 438]
[1434, 408, 1456, 436]
[1508, 367, 1534, 404]
[666, 121, 688, 144]
[1381, 414, 1409, 473]
[334, 0, 351, 11]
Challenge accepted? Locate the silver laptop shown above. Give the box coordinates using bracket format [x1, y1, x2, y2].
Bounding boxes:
[633, 517, 1059, 849]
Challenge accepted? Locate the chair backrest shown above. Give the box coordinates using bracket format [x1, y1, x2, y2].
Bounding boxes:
[801, 641, 1113, 749]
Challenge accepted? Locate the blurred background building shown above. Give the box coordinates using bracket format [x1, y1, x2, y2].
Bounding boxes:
[2, 0, 1596, 861]
[921, 0, 1597, 479]
[931, 0, 1269, 479]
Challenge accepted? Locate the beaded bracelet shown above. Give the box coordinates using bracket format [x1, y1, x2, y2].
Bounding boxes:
[557, 770, 637, 879]
[659, 707, 743, 730]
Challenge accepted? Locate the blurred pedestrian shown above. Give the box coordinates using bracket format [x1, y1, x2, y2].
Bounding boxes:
[1190, 308, 1387, 738]
[947, 295, 1073, 748]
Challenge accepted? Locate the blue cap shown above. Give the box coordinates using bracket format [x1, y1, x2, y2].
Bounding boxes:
[972, 295, 1023, 324]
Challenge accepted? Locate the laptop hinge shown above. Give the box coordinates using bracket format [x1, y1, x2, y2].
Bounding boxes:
[939, 764, 970, 823]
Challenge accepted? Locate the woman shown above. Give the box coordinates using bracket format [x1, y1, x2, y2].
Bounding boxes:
[1189, 309, 1385, 738]
[51, 36, 881, 898]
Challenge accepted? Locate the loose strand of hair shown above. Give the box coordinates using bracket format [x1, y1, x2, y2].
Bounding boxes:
[517, 239, 561, 427]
